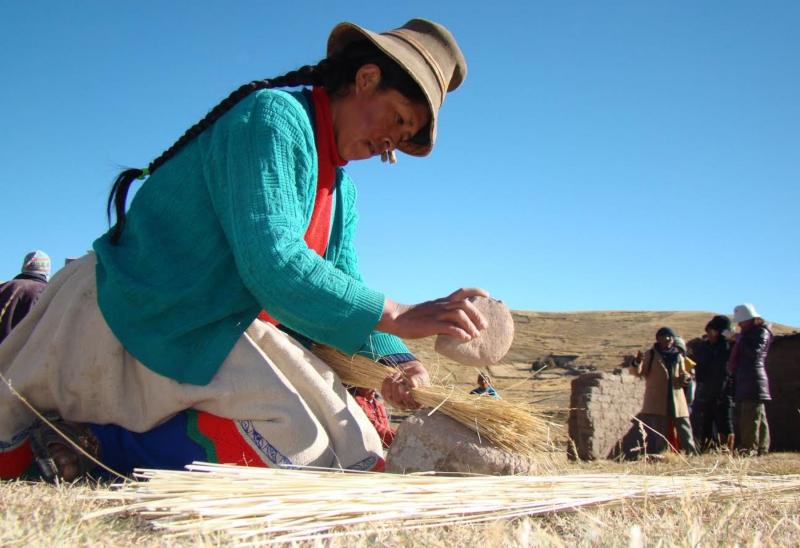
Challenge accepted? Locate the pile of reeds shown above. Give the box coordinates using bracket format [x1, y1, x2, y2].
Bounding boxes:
[87, 463, 800, 544]
[311, 345, 560, 455]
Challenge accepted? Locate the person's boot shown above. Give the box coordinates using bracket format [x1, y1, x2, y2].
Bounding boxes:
[29, 418, 100, 483]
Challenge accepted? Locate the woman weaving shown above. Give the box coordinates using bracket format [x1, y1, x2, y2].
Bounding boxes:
[0, 18, 487, 480]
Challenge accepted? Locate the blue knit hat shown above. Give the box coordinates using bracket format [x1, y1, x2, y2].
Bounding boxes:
[655, 326, 677, 339]
[21, 250, 51, 280]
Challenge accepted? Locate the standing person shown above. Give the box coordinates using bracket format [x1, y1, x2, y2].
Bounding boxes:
[0, 19, 488, 481]
[626, 327, 697, 458]
[689, 315, 735, 451]
[0, 251, 51, 345]
[729, 304, 772, 456]
[673, 336, 696, 410]
[349, 386, 396, 449]
[470, 373, 500, 399]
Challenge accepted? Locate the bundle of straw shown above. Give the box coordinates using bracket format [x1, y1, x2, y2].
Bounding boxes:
[87, 463, 800, 544]
[311, 345, 559, 455]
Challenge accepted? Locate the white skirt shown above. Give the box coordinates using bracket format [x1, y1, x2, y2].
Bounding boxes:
[0, 254, 383, 470]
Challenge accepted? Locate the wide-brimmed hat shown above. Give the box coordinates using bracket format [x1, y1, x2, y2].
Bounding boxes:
[733, 303, 761, 323]
[327, 18, 467, 157]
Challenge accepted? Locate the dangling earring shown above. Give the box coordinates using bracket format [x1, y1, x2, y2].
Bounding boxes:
[380, 150, 397, 164]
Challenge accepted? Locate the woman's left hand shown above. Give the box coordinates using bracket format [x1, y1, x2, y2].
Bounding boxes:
[381, 360, 430, 410]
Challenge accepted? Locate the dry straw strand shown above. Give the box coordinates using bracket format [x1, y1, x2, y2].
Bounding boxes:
[0, 370, 128, 482]
[86, 462, 800, 544]
[0, 298, 127, 480]
[0, 284, 126, 482]
[0, 287, 21, 326]
[311, 345, 561, 455]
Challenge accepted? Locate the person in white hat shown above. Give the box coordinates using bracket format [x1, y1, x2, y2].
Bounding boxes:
[728, 303, 773, 455]
[0, 19, 487, 481]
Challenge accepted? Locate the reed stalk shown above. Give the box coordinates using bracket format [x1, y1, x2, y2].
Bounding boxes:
[311, 345, 560, 455]
[86, 462, 800, 544]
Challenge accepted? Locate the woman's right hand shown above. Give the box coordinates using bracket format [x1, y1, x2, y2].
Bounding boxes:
[377, 287, 490, 341]
[628, 350, 644, 373]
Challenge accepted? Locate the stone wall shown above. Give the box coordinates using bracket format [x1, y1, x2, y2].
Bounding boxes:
[567, 372, 644, 460]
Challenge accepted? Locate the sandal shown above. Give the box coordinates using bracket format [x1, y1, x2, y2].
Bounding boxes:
[29, 417, 101, 483]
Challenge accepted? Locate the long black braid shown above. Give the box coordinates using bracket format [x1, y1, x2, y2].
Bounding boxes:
[106, 65, 326, 243]
[106, 40, 426, 244]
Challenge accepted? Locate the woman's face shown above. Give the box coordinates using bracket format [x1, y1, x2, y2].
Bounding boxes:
[656, 334, 674, 350]
[331, 64, 430, 161]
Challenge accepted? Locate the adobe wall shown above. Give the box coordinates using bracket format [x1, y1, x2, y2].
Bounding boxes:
[568, 333, 800, 459]
[765, 333, 800, 451]
[567, 372, 644, 460]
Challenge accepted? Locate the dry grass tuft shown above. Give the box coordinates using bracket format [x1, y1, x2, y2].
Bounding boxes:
[312, 345, 561, 455]
[0, 480, 147, 546]
[83, 459, 800, 545]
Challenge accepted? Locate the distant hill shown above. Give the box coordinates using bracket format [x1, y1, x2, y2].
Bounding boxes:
[402, 311, 797, 412]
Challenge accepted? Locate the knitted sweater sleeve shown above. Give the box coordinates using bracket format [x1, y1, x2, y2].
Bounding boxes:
[205, 90, 385, 354]
[334, 171, 413, 361]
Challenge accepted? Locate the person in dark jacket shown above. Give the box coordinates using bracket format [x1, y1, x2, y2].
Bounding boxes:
[728, 303, 772, 456]
[689, 315, 735, 451]
[0, 251, 51, 345]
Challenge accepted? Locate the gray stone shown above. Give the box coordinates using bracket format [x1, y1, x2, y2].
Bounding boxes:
[385, 411, 540, 475]
[434, 297, 515, 366]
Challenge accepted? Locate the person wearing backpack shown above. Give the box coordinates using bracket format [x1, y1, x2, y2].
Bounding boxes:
[625, 327, 698, 458]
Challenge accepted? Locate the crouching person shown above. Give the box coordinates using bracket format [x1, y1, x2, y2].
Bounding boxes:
[0, 18, 483, 482]
[625, 327, 698, 459]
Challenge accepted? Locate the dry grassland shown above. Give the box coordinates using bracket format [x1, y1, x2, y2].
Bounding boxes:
[2, 311, 798, 546]
[405, 310, 797, 412]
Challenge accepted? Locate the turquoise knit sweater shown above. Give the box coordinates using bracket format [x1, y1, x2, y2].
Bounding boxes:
[93, 89, 410, 385]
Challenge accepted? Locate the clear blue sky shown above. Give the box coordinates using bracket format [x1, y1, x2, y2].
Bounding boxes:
[2, 1, 798, 327]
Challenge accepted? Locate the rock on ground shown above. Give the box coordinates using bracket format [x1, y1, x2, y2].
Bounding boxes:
[386, 411, 539, 475]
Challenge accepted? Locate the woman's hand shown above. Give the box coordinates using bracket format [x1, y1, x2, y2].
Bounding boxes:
[378, 288, 490, 341]
[675, 372, 691, 389]
[380, 360, 430, 409]
[628, 351, 644, 376]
